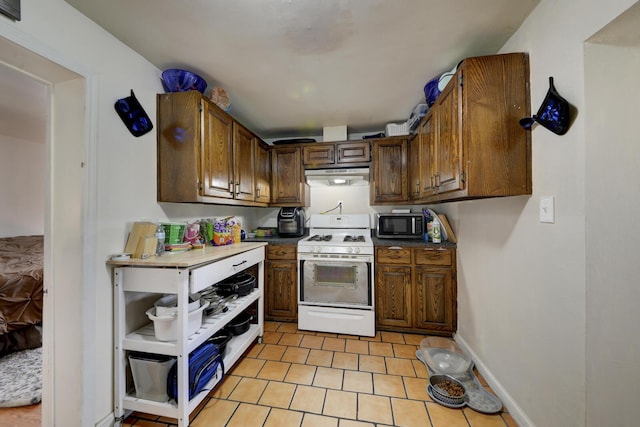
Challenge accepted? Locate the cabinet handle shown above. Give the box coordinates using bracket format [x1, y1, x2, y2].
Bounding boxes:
[233, 260, 247, 267]
[435, 173, 440, 188]
[430, 175, 435, 188]
[389, 246, 403, 250]
[415, 182, 420, 195]
[256, 185, 261, 197]
[236, 182, 240, 195]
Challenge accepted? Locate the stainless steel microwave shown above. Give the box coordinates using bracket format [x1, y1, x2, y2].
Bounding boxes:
[376, 213, 424, 239]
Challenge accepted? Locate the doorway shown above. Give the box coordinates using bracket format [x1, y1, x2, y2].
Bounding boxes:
[0, 35, 92, 426]
[584, 2, 640, 425]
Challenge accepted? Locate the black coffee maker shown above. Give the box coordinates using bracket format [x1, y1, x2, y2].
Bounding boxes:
[277, 207, 305, 237]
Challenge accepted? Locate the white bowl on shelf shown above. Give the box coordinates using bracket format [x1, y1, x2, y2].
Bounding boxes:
[146, 299, 209, 341]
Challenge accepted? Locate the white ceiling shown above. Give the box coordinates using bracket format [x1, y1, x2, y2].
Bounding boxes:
[5, 0, 541, 142]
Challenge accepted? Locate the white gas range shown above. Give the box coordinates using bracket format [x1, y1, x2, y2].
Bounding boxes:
[297, 214, 375, 337]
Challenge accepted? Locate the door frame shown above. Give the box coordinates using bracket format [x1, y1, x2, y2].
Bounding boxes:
[0, 33, 98, 426]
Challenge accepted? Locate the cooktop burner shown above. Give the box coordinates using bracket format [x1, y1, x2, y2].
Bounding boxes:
[308, 234, 333, 242]
[343, 235, 366, 242]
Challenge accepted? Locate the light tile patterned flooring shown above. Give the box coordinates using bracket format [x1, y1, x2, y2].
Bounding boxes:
[124, 322, 518, 427]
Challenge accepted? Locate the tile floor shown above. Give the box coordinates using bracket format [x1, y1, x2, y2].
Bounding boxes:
[123, 322, 517, 427]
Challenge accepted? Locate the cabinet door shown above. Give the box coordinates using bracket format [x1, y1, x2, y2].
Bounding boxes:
[337, 141, 370, 164]
[434, 75, 464, 194]
[303, 144, 335, 167]
[413, 266, 455, 334]
[419, 112, 437, 197]
[255, 140, 271, 204]
[157, 91, 201, 202]
[375, 265, 412, 328]
[271, 146, 304, 205]
[371, 139, 408, 204]
[233, 123, 256, 201]
[202, 101, 234, 199]
[265, 260, 298, 320]
[408, 136, 421, 200]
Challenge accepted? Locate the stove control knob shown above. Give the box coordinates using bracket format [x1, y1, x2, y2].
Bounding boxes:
[347, 247, 353, 253]
[354, 247, 360, 254]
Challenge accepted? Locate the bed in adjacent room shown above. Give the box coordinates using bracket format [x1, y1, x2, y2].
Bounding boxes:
[0, 235, 43, 357]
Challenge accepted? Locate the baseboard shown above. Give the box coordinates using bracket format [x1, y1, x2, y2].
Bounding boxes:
[95, 412, 120, 427]
[454, 334, 536, 427]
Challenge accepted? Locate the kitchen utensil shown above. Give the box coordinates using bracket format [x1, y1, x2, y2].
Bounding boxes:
[225, 312, 253, 335]
[145, 300, 209, 341]
[206, 333, 232, 356]
[216, 273, 256, 297]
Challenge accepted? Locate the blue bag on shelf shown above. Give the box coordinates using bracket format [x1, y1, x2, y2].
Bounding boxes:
[167, 342, 224, 402]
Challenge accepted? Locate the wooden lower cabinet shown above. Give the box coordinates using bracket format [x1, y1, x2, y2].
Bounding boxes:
[375, 265, 412, 328]
[375, 246, 456, 336]
[265, 244, 298, 322]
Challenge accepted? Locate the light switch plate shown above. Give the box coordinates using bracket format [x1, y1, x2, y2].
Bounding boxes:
[540, 196, 555, 223]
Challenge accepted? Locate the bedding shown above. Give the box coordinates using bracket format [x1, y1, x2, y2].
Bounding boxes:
[0, 235, 43, 357]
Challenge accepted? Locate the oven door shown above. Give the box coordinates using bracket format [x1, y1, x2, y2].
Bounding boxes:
[299, 257, 372, 308]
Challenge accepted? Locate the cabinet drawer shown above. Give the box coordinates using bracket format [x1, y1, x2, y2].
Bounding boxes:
[414, 247, 453, 266]
[337, 141, 370, 164]
[376, 247, 412, 264]
[267, 244, 297, 260]
[303, 145, 335, 166]
[190, 247, 264, 293]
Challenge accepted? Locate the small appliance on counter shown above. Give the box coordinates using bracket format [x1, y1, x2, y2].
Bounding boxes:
[277, 207, 305, 237]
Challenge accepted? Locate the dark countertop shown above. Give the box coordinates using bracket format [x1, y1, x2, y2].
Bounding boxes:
[242, 233, 309, 245]
[372, 236, 456, 248]
[243, 232, 455, 248]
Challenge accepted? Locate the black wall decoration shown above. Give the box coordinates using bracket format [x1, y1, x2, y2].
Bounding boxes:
[520, 77, 575, 135]
[114, 90, 153, 137]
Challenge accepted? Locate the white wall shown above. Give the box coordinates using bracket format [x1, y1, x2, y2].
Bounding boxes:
[0, 136, 45, 237]
[449, 1, 639, 426]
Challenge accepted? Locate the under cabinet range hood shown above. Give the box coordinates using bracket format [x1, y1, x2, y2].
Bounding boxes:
[305, 168, 370, 187]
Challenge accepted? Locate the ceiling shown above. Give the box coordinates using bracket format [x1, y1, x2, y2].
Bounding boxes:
[5, 0, 540, 142]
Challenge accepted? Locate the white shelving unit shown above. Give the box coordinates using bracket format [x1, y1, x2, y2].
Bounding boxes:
[110, 243, 267, 427]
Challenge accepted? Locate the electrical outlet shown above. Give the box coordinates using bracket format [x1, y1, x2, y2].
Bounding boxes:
[539, 196, 555, 223]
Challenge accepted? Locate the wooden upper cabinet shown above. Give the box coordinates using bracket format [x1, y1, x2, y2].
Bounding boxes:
[271, 146, 309, 206]
[408, 136, 421, 200]
[303, 141, 370, 168]
[232, 123, 256, 202]
[202, 100, 234, 199]
[408, 52, 531, 203]
[157, 91, 203, 203]
[255, 140, 271, 204]
[440, 53, 530, 201]
[157, 91, 269, 206]
[303, 144, 335, 166]
[419, 112, 437, 197]
[370, 137, 408, 204]
[432, 78, 463, 195]
[337, 141, 370, 164]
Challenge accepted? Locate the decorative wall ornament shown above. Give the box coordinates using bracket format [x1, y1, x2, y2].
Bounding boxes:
[520, 77, 574, 135]
[114, 90, 153, 137]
